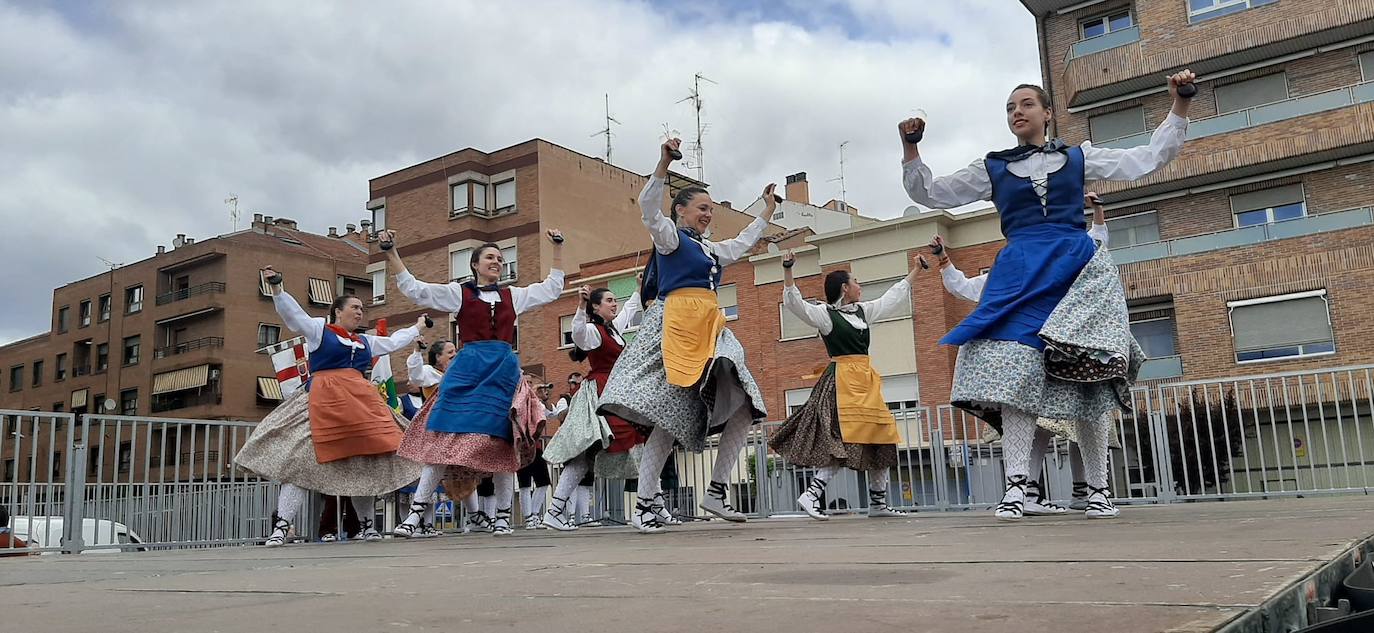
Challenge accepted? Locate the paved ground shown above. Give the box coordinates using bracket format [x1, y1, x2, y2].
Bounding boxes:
[4, 496, 1373, 632]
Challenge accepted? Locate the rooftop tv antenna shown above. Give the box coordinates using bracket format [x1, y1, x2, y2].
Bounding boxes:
[590, 93, 621, 163]
[225, 194, 240, 231]
[828, 140, 851, 211]
[676, 72, 717, 181]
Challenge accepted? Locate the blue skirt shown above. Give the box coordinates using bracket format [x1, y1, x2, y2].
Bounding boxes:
[941, 225, 1096, 349]
[427, 340, 519, 439]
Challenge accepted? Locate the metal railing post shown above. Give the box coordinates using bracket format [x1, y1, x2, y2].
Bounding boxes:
[61, 414, 88, 554]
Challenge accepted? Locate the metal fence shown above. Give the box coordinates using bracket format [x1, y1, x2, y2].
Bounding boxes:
[5, 363, 1374, 553]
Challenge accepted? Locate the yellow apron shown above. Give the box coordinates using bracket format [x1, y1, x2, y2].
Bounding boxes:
[661, 288, 726, 388]
[832, 355, 902, 445]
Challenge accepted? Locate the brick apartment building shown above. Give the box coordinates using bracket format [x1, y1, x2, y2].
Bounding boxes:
[0, 216, 371, 423]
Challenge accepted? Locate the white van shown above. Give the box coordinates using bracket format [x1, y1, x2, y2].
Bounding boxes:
[8, 516, 146, 554]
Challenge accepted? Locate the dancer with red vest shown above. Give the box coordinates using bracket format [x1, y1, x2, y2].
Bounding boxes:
[383, 230, 566, 536]
[235, 269, 425, 547]
[542, 282, 660, 531]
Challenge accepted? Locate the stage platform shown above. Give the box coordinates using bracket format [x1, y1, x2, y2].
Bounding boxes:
[4, 496, 1373, 632]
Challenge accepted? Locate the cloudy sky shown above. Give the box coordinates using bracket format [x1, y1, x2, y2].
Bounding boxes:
[0, 0, 1038, 344]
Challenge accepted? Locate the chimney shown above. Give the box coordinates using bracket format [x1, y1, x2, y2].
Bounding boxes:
[253, 212, 264, 223]
[157, 245, 165, 255]
[173, 234, 185, 248]
[345, 223, 357, 233]
[785, 172, 810, 206]
[719, 200, 733, 210]
[184, 237, 194, 245]
[272, 217, 298, 230]
[360, 219, 373, 234]
[328, 226, 339, 237]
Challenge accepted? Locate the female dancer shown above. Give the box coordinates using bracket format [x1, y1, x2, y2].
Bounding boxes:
[235, 269, 425, 546]
[386, 230, 565, 536]
[899, 72, 1194, 520]
[404, 337, 488, 535]
[543, 284, 650, 531]
[599, 137, 775, 533]
[770, 251, 918, 520]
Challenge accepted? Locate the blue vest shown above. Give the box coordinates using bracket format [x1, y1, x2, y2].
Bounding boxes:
[987, 145, 1087, 238]
[308, 328, 372, 377]
[650, 228, 722, 300]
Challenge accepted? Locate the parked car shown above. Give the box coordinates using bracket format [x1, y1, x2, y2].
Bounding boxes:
[8, 516, 146, 554]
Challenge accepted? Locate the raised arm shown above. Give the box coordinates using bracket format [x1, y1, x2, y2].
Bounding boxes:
[710, 183, 778, 266]
[365, 315, 425, 356]
[511, 232, 567, 314]
[941, 266, 987, 303]
[857, 277, 913, 322]
[898, 118, 992, 208]
[642, 139, 684, 255]
[612, 290, 642, 331]
[570, 292, 603, 350]
[1083, 71, 1194, 182]
[782, 283, 833, 336]
[379, 230, 466, 312]
[262, 268, 325, 350]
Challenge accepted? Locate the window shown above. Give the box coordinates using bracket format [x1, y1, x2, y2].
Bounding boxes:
[862, 279, 912, 320]
[118, 441, 133, 473]
[451, 181, 488, 216]
[449, 248, 474, 283]
[79, 300, 92, 327]
[371, 204, 386, 232]
[96, 343, 109, 373]
[494, 179, 516, 211]
[31, 360, 43, 387]
[125, 285, 143, 314]
[1189, 0, 1276, 23]
[717, 284, 739, 320]
[500, 246, 518, 283]
[1129, 302, 1177, 358]
[93, 394, 106, 413]
[258, 324, 282, 349]
[785, 388, 814, 417]
[370, 268, 386, 304]
[1229, 290, 1335, 363]
[9, 365, 22, 392]
[1231, 184, 1305, 227]
[57, 306, 69, 333]
[307, 278, 334, 305]
[55, 353, 67, 381]
[123, 336, 141, 366]
[120, 389, 138, 416]
[1089, 107, 1145, 142]
[1080, 9, 1132, 39]
[1106, 211, 1161, 249]
[1215, 73, 1288, 114]
[559, 315, 576, 348]
[1362, 51, 1374, 82]
[98, 294, 111, 322]
[779, 303, 819, 341]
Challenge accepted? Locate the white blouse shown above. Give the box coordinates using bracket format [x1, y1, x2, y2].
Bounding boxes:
[903, 112, 1189, 210]
[781, 279, 911, 336]
[272, 291, 419, 355]
[404, 350, 445, 388]
[395, 269, 565, 316]
[639, 176, 768, 265]
[571, 291, 642, 350]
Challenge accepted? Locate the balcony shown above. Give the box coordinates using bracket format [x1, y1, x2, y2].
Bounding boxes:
[1137, 355, 1184, 381]
[1102, 81, 1374, 150]
[1067, 26, 1140, 60]
[1113, 206, 1373, 265]
[153, 337, 225, 360]
[156, 282, 226, 306]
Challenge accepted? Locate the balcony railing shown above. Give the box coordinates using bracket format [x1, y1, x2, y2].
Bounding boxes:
[1100, 81, 1374, 149]
[1113, 206, 1373, 265]
[1067, 25, 1140, 60]
[155, 282, 226, 306]
[153, 337, 225, 359]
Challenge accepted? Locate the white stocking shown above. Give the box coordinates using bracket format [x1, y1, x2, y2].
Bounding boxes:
[636, 426, 675, 499]
[575, 486, 592, 518]
[275, 483, 309, 525]
[710, 414, 752, 482]
[814, 464, 841, 482]
[462, 491, 479, 513]
[403, 464, 444, 527]
[493, 472, 515, 514]
[867, 468, 890, 491]
[1000, 407, 1037, 480]
[554, 456, 589, 501]
[1076, 415, 1111, 490]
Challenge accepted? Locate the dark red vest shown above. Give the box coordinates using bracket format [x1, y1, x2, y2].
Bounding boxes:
[457, 285, 516, 344]
[585, 322, 623, 378]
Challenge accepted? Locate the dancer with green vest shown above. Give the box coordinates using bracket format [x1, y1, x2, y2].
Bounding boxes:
[768, 250, 923, 520]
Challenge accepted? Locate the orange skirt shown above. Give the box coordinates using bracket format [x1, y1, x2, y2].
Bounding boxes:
[307, 368, 404, 463]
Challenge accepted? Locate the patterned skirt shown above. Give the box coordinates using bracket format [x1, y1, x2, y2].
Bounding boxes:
[768, 366, 897, 471]
[950, 246, 1137, 433]
[599, 301, 768, 453]
[396, 379, 544, 478]
[233, 390, 423, 496]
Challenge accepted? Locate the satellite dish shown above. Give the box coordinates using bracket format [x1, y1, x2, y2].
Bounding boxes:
[766, 243, 779, 254]
[103, 398, 117, 412]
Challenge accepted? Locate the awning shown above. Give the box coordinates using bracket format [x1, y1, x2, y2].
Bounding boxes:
[256, 377, 283, 401]
[152, 364, 210, 395]
[71, 388, 89, 409]
[308, 278, 335, 305]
